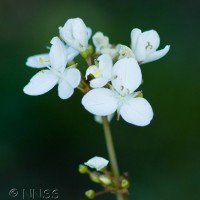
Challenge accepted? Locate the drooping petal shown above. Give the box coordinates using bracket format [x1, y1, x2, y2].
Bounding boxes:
[62, 68, 81, 88]
[58, 80, 74, 99]
[84, 156, 109, 171]
[141, 30, 160, 52]
[26, 54, 50, 68]
[90, 77, 109, 88]
[112, 58, 142, 94]
[23, 70, 58, 95]
[82, 88, 118, 116]
[130, 28, 142, 51]
[142, 45, 170, 64]
[120, 97, 153, 126]
[49, 37, 68, 72]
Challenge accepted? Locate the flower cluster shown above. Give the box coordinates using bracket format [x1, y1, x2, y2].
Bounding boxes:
[79, 156, 129, 199]
[24, 17, 170, 126]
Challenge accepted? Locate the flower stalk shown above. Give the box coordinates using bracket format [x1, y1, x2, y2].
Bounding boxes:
[101, 116, 127, 200]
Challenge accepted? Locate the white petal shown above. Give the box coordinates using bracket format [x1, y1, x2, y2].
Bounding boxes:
[90, 77, 108, 88]
[58, 80, 74, 99]
[141, 30, 160, 51]
[134, 35, 147, 62]
[142, 45, 170, 64]
[87, 27, 92, 39]
[84, 156, 109, 171]
[62, 68, 81, 88]
[130, 28, 142, 51]
[82, 88, 118, 116]
[120, 97, 153, 126]
[112, 58, 142, 94]
[98, 54, 113, 78]
[49, 37, 68, 72]
[71, 18, 88, 49]
[85, 65, 98, 79]
[23, 70, 58, 95]
[26, 54, 50, 68]
[66, 46, 79, 62]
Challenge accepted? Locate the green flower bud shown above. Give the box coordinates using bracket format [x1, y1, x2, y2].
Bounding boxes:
[80, 45, 94, 59]
[87, 45, 94, 55]
[121, 179, 129, 188]
[90, 173, 100, 183]
[85, 189, 95, 199]
[79, 164, 88, 174]
[99, 175, 112, 185]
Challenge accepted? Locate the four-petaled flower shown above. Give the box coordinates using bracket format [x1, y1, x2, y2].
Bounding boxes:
[82, 58, 153, 126]
[23, 37, 81, 99]
[131, 28, 170, 64]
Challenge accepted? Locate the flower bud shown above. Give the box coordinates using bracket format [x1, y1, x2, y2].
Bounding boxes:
[79, 164, 88, 174]
[80, 45, 94, 59]
[85, 190, 95, 199]
[99, 175, 112, 185]
[92, 32, 109, 52]
[59, 18, 89, 52]
[121, 179, 129, 188]
[89, 173, 100, 183]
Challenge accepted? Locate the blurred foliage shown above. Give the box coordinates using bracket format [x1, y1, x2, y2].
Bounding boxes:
[0, 0, 200, 199]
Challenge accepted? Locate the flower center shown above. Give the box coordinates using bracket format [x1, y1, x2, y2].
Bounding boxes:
[112, 86, 131, 104]
[92, 68, 103, 78]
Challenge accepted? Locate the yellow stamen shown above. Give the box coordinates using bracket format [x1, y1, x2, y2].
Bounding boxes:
[39, 57, 44, 64]
[92, 69, 102, 78]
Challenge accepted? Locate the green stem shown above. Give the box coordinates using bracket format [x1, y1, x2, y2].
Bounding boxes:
[101, 116, 127, 200]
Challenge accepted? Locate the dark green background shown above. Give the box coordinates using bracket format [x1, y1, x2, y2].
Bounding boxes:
[1, 0, 199, 199]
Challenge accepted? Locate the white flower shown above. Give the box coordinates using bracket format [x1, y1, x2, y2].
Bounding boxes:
[131, 28, 170, 64]
[92, 32, 119, 60]
[59, 18, 90, 52]
[84, 156, 109, 171]
[82, 58, 153, 126]
[23, 37, 81, 99]
[86, 54, 113, 88]
[92, 32, 110, 53]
